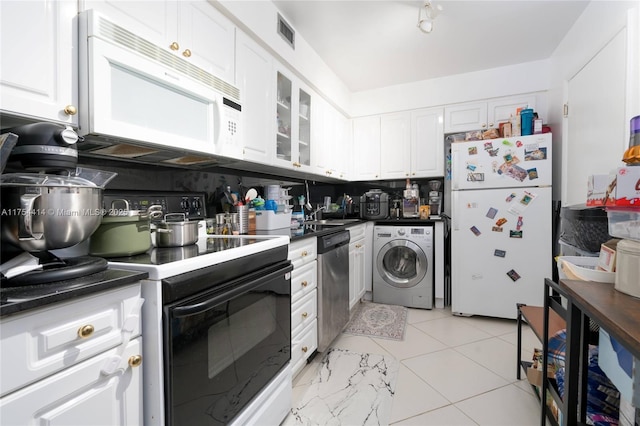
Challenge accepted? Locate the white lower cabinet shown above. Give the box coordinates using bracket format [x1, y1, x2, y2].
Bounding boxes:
[348, 224, 367, 310]
[0, 283, 144, 424]
[288, 237, 318, 378]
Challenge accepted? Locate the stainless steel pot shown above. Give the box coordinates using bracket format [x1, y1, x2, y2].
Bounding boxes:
[89, 200, 162, 257]
[0, 173, 115, 252]
[152, 213, 200, 247]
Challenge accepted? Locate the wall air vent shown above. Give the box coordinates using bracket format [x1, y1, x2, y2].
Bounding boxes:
[277, 13, 295, 49]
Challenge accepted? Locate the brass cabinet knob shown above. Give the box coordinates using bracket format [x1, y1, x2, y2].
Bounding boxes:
[301, 280, 308, 287]
[355, 244, 362, 249]
[302, 346, 308, 353]
[182, 49, 192, 58]
[128, 354, 143, 368]
[481, 123, 487, 128]
[302, 312, 308, 319]
[301, 250, 308, 257]
[489, 122, 494, 127]
[63, 105, 77, 116]
[77, 324, 95, 339]
[169, 41, 179, 51]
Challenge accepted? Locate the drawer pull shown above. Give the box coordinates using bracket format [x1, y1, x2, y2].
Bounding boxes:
[78, 324, 95, 339]
[182, 48, 192, 58]
[169, 41, 180, 51]
[302, 346, 308, 353]
[302, 312, 308, 318]
[301, 250, 308, 257]
[128, 355, 143, 368]
[301, 280, 308, 287]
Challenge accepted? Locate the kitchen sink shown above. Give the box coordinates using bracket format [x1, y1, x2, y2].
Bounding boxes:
[305, 219, 361, 226]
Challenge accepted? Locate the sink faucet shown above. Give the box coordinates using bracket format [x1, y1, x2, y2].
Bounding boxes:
[306, 205, 326, 221]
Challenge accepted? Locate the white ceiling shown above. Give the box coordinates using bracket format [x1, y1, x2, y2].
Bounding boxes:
[271, 0, 591, 92]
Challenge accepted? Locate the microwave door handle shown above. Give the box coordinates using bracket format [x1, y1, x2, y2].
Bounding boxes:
[171, 267, 288, 318]
[213, 97, 222, 146]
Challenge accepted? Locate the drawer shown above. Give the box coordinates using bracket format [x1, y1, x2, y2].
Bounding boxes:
[348, 224, 366, 241]
[0, 284, 142, 397]
[291, 290, 317, 336]
[291, 319, 317, 378]
[288, 237, 317, 268]
[291, 260, 317, 303]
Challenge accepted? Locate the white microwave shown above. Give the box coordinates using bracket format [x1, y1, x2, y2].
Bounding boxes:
[77, 10, 241, 160]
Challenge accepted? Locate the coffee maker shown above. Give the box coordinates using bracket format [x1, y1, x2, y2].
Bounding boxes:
[428, 180, 443, 217]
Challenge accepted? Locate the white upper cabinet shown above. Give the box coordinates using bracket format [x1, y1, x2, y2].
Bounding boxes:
[0, 0, 78, 124]
[380, 113, 411, 179]
[80, 1, 235, 83]
[236, 30, 273, 164]
[411, 107, 444, 178]
[353, 116, 381, 180]
[313, 100, 350, 180]
[444, 94, 537, 133]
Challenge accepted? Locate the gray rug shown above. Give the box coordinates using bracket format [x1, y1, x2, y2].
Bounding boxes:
[343, 302, 408, 341]
[284, 348, 399, 425]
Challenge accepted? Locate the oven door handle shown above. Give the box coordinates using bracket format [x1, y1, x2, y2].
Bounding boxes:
[171, 267, 291, 318]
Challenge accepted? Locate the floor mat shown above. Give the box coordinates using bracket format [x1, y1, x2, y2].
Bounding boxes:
[284, 348, 399, 425]
[343, 301, 408, 341]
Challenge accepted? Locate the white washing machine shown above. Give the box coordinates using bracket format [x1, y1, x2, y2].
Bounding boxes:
[373, 225, 434, 309]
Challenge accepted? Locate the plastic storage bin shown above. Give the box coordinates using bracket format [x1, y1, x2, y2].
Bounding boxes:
[607, 208, 640, 241]
[560, 206, 611, 253]
[556, 256, 615, 283]
[255, 210, 292, 230]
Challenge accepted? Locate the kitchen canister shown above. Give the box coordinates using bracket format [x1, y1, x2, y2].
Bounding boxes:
[235, 205, 249, 234]
[614, 239, 640, 298]
[520, 108, 534, 136]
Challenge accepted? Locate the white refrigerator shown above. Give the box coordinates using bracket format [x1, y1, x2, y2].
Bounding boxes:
[450, 133, 553, 319]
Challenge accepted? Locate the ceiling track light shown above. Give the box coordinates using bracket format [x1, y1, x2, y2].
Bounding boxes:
[417, 1, 441, 34]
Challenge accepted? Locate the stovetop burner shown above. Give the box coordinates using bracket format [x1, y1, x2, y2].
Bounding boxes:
[1, 254, 108, 287]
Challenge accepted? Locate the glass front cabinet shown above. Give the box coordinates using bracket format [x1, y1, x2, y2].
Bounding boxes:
[275, 68, 312, 171]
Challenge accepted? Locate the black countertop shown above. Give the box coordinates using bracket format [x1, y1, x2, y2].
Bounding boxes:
[0, 268, 148, 318]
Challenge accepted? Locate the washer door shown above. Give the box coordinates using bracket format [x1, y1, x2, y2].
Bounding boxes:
[376, 239, 427, 288]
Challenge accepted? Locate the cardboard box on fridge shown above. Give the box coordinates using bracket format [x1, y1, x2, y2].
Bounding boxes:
[606, 167, 640, 208]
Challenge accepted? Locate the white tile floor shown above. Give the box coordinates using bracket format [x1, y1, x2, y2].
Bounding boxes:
[291, 306, 544, 425]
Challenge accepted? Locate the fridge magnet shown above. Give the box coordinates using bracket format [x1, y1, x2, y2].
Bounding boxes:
[468, 146, 478, 155]
[491, 161, 499, 172]
[502, 139, 514, 146]
[510, 230, 523, 238]
[492, 226, 503, 232]
[525, 147, 547, 161]
[470, 226, 482, 236]
[495, 217, 507, 226]
[483, 142, 494, 151]
[520, 191, 537, 205]
[516, 216, 524, 230]
[507, 269, 521, 282]
[467, 163, 477, 171]
[516, 140, 523, 147]
[486, 207, 498, 219]
[467, 172, 484, 181]
[466, 202, 478, 208]
[503, 152, 514, 163]
[487, 148, 500, 157]
[508, 191, 537, 216]
[527, 168, 539, 180]
[504, 164, 528, 182]
[494, 249, 506, 258]
[505, 192, 517, 202]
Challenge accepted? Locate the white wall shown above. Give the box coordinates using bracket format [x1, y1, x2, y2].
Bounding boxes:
[546, 1, 639, 202]
[350, 59, 550, 117]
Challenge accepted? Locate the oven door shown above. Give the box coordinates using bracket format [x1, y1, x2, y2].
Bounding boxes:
[163, 260, 292, 425]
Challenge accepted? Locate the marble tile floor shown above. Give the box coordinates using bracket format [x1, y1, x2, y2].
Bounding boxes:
[290, 307, 543, 425]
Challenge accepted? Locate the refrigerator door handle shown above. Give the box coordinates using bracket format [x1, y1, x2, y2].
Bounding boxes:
[451, 150, 459, 190]
[451, 190, 460, 230]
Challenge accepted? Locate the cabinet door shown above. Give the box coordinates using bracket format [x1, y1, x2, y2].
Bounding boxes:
[443, 101, 488, 133]
[380, 112, 411, 179]
[177, 1, 235, 83]
[312, 97, 330, 176]
[353, 116, 381, 180]
[236, 31, 273, 164]
[275, 68, 295, 167]
[411, 107, 444, 177]
[487, 95, 536, 128]
[349, 238, 366, 310]
[0, 337, 143, 425]
[0, 0, 78, 124]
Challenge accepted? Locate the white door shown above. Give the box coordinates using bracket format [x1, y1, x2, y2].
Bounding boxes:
[451, 186, 552, 319]
[380, 112, 411, 179]
[411, 107, 444, 178]
[451, 133, 553, 190]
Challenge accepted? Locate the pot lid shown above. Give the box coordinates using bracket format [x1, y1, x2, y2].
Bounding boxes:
[0, 173, 98, 187]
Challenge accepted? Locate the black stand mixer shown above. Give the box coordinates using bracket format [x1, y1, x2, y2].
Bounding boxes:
[1, 122, 116, 286]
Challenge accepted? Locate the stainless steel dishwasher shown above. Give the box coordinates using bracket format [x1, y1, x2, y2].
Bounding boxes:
[317, 230, 350, 352]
